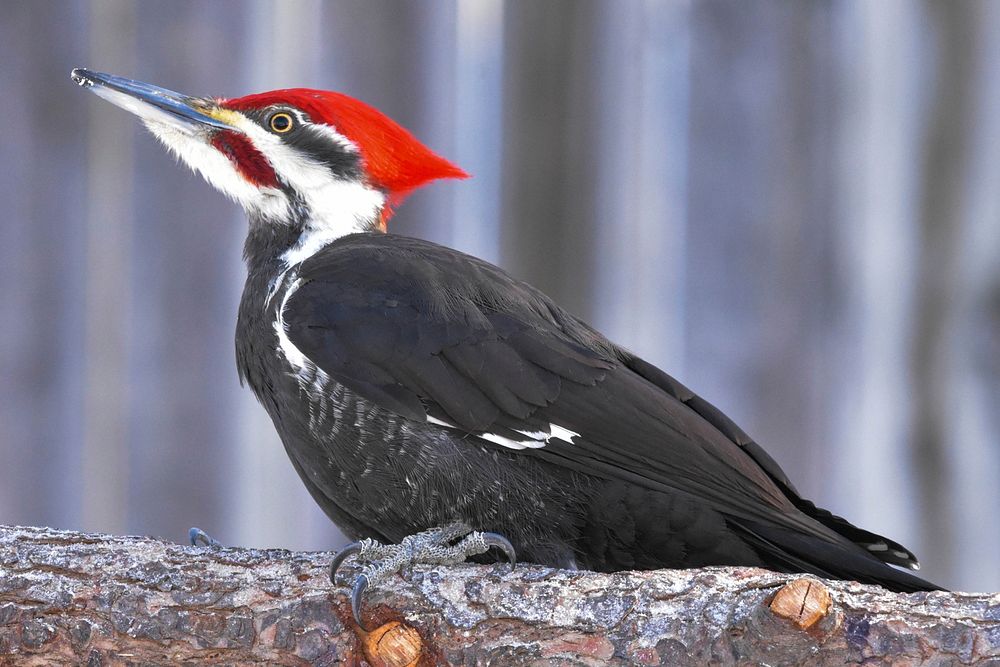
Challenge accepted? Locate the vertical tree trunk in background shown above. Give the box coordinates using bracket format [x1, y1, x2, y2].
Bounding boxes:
[686, 0, 838, 497]
[910, 0, 976, 581]
[0, 1, 90, 528]
[830, 0, 928, 582]
[500, 0, 604, 320]
[124, 0, 248, 549]
[949, 0, 1000, 585]
[587, 0, 689, 373]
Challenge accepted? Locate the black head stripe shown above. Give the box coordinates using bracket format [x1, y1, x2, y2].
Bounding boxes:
[243, 107, 363, 181]
[283, 124, 363, 181]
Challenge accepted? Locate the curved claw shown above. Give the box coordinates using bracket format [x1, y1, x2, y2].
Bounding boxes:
[351, 574, 370, 631]
[329, 542, 364, 585]
[482, 532, 517, 572]
[189, 527, 221, 548]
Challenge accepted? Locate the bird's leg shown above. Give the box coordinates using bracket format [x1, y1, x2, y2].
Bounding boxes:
[188, 527, 223, 548]
[330, 522, 516, 630]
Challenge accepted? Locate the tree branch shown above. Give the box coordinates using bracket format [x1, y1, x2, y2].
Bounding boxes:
[0, 525, 996, 665]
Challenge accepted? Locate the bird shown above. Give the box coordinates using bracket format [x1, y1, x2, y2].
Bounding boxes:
[71, 68, 940, 623]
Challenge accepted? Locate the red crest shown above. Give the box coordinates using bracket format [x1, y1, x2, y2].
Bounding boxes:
[222, 89, 467, 208]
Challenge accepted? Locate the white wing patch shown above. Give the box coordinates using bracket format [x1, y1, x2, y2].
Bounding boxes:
[427, 416, 579, 450]
[546, 424, 579, 444]
[479, 431, 548, 451]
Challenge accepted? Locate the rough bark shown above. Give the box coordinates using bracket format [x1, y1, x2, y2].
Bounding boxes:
[0, 525, 996, 666]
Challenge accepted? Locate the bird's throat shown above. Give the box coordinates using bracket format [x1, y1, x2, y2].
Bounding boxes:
[242, 183, 385, 275]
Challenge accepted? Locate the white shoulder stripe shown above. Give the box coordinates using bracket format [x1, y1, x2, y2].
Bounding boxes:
[275, 276, 308, 371]
[427, 416, 580, 451]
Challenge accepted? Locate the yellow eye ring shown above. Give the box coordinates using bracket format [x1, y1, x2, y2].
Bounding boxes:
[269, 112, 294, 133]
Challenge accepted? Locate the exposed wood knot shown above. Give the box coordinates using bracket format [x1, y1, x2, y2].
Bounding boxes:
[362, 620, 423, 667]
[769, 578, 832, 629]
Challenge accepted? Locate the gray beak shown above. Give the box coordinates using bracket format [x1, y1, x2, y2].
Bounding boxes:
[71, 68, 232, 132]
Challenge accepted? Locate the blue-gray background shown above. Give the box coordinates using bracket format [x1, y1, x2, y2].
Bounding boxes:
[1, 0, 997, 592]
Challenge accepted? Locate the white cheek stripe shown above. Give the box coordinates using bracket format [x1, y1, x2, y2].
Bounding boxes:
[427, 416, 579, 450]
[308, 121, 360, 153]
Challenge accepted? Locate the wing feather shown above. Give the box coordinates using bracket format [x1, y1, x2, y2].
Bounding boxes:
[283, 233, 924, 576]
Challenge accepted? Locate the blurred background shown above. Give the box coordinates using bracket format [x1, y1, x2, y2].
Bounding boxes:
[1, 0, 997, 592]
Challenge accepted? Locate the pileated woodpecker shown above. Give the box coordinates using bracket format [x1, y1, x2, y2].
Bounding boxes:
[72, 68, 939, 616]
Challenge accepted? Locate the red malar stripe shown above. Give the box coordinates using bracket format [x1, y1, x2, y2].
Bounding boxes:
[211, 131, 279, 188]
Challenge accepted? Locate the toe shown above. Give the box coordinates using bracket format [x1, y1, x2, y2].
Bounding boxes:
[189, 527, 221, 548]
[351, 574, 370, 630]
[482, 532, 517, 571]
[330, 541, 364, 585]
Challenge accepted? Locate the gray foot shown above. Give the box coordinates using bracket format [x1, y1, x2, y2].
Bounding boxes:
[329, 523, 516, 630]
[188, 526, 222, 548]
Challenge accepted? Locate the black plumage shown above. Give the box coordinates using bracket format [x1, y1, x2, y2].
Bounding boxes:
[238, 231, 939, 593]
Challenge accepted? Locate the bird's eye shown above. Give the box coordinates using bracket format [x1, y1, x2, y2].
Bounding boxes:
[269, 112, 294, 133]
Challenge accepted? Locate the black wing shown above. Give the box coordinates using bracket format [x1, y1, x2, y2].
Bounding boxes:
[285, 233, 932, 589]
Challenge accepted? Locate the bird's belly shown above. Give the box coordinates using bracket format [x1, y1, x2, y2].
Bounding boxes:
[261, 374, 583, 560]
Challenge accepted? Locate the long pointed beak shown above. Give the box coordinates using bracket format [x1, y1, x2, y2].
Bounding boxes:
[71, 68, 232, 133]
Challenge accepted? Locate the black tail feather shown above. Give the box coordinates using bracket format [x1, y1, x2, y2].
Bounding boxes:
[731, 518, 944, 593]
[788, 497, 920, 571]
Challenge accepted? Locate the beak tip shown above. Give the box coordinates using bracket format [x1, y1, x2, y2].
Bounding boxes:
[71, 68, 94, 88]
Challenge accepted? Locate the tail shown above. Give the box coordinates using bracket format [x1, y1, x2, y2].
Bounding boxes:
[732, 516, 944, 593]
[730, 456, 943, 592]
[616, 350, 942, 592]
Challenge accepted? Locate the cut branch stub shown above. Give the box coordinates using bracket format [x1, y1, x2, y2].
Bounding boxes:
[362, 621, 423, 667]
[770, 577, 833, 629]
